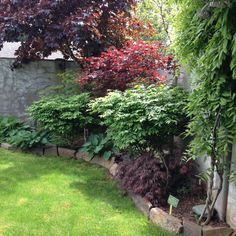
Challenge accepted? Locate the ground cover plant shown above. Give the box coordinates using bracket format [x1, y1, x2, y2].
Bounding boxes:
[0, 149, 175, 236]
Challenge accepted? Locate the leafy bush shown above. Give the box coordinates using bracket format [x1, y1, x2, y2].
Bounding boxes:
[8, 129, 49, 150]
[80, 40, 175, 93]
[117, 154, 194, 207]
[0, 116, 49, 150]
[28, 93, 97, 146]
[0, 116, 24, 142]
[90, 85, 188, 152]
[80, 133, 118, 160]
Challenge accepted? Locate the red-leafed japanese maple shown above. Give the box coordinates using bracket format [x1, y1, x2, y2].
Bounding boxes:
[116, 154, 201, 207]
[0, 0, 140, 67]
[79, 40, 175, 92]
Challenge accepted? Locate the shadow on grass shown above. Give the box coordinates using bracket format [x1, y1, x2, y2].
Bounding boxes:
[0, 149, 131, 212]
[0, 149, 175, 236]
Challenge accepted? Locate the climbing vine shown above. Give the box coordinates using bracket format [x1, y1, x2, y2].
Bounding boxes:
[173, 0, 236, 225]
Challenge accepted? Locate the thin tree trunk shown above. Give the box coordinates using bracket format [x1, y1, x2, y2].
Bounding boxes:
[198, 164, 214, 224]
[198, 108, 222, 225]
[202, 171, 223, 225]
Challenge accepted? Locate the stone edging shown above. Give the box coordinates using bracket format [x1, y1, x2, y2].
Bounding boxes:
[183, 218, 234, 236]
[0, 143, 233, 235]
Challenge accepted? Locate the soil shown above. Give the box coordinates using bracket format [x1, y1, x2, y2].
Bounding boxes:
[162, 195, 228, 227]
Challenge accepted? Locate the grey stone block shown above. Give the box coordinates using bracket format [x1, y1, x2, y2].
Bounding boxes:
[0, 143, 13, 150]
[150, 207, 183, 234]
[76, 151, 92, 162]
[128, 193, 152, 217]
[202, 226, 233, 236]
[30, 147, 44, 156]
[90, 156, 115, 169]
[109, 163, 119, 176]
[183, 218, 202, 236]
[192, 205, 209, 218]
[76, 151, 115, 169]
[44, 146, 58, 157]
[58, 147, 76, 158]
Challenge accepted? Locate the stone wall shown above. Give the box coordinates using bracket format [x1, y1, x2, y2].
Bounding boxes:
[0, 58, 76, 120]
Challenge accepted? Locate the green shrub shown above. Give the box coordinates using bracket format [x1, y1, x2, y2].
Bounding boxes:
[80, 133, 118, 160]
[90, 85, 188, 152]
[0, 116, 49, 150]
[28, 93, 97, 146]
[8, 129, 49, 150]
[0, 116, 23, 142]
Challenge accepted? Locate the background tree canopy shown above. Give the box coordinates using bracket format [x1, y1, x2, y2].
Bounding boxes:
[136, 0, 173, 44]
[0, 0, 139, 67]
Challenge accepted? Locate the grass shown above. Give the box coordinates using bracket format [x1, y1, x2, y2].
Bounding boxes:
[0, 148, 175, 236]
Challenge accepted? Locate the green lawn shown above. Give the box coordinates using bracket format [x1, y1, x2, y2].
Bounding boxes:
[0, 149, 175, 236]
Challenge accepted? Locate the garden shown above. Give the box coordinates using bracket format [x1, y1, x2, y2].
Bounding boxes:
[0, 0, 236, 235]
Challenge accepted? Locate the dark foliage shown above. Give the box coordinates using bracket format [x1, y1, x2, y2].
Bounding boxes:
[117, 154, 167, 206]
[117, 154, 200, 207]
[0, 0, 140, 67]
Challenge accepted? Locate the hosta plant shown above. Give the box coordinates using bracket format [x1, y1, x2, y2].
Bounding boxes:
[0, 116, 49, 150]
[8, 129, 49, 150]
[80, 133, 118, 160]
[0, 116, 24, 142]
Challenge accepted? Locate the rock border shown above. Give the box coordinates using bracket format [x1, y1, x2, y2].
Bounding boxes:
[0, 143, 234, 235]
[183, 218, 234, 236]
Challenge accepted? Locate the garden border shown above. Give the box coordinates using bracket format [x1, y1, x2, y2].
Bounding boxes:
[0, 143, 234, 235]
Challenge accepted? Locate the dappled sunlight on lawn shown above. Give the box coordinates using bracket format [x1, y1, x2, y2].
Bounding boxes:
[0, 149, 174, 236]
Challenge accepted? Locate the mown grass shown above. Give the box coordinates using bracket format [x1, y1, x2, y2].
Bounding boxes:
[0, 148, 175, 236]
